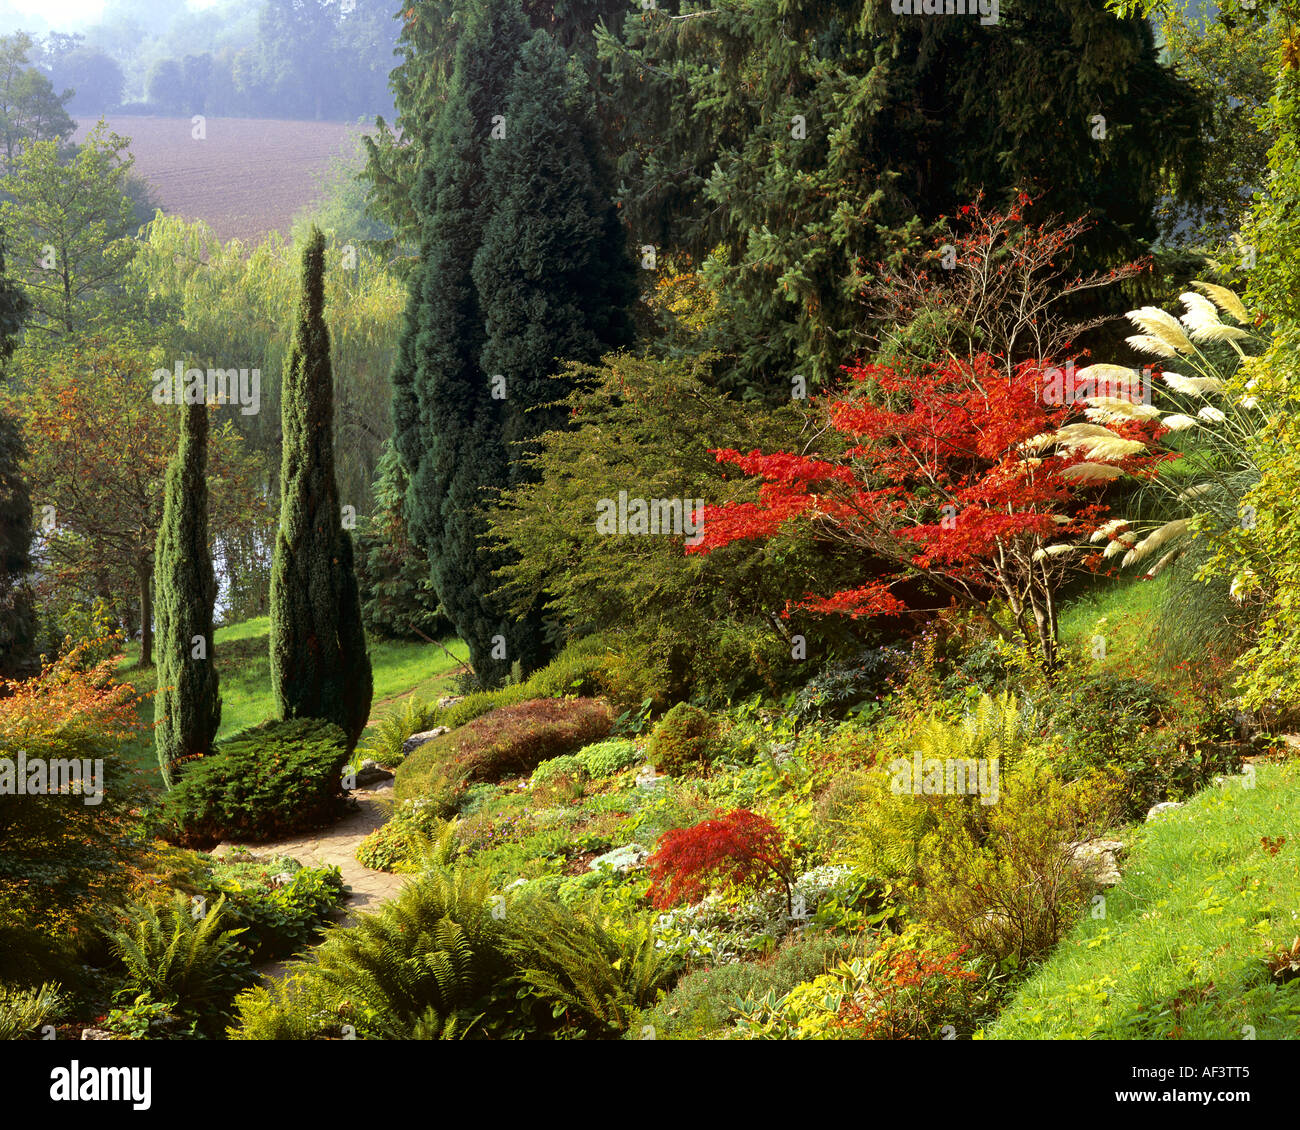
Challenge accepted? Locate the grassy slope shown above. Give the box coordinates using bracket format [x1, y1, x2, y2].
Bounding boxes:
[114, 617, 469, 786]
[989, 763, 1300, 1039]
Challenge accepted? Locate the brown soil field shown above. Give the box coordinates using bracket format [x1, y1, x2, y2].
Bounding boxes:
[74, 116, 372, 246]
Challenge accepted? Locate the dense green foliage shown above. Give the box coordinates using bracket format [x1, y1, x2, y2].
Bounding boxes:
[158, 718, 350, 847]
[601, 0, 1204, 395]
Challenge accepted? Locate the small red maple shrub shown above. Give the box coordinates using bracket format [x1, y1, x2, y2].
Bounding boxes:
[646, 809, 798, 914]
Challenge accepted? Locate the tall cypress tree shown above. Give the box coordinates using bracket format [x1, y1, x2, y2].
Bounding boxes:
[153, 399, 221, 786]
[270, 226, 373, 748]
[389, 0, 530, 686]
[467, 29, 638, 679]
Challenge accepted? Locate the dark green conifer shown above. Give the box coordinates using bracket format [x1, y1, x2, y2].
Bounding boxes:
[154, 399, 221, 785]
[270, 226, 373, 747]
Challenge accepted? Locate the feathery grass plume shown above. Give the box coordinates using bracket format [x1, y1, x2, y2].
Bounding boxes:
[1142, 546, 1185, 580]
[1127, 307, 1193, 354]
[1197, 405, 1227, 423]
[1122, 518, 1191, 568]
[1076, 435, 1148, 461]
[1161, 413, 1197, 430]
[1103, 532, 1138, 558]
[1162, 372, 1222, 395]
[1020, 431, 1058, 452]
[1126, 333, 1179, 358]
[1091, 518, 1130, 543]
[1191, 280, 1249, 323]
[1076, 363, 1144, 398]
[1031, 543, 1084, 561]
[1083, 396, 1160, 424]
[1177, 482, 1215, 502]
[1178, 291, 1222, 333]
[1189, 321, 1252, 345]
[1053, 423, 1120, 449]
[1059, 462, 1125, 482]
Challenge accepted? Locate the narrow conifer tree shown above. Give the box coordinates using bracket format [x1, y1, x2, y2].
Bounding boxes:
[270, 226, 373, 748]
[391, 8, 636, 686]
[0, 246, 32, 678]
[154, 399, 221, 786]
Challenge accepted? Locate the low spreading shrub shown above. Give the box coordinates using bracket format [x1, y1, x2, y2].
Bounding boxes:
[638, 933, 853, 1039]
[726, 926, 994, 1040]
[916, 763, 1121, 966]
[529, 739, 642, 789]
[200, 860, 346, 963]
[159, 718, 351, 847]
[394, 697, 613, 808]
[530, 753, 586, 790]
[356, 806, 459, 873]
[646, 703, 719, 776]
[575, 738, 642, 778]
[1049, 670, 1172, 762]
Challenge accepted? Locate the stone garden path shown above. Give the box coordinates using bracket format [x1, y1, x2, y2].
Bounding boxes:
[214, 778, 414, 982]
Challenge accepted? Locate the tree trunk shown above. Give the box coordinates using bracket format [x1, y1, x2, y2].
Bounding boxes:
[137, 560, 153, 668]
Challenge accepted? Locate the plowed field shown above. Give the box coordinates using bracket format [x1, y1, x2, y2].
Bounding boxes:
[74, 115, 371, 245]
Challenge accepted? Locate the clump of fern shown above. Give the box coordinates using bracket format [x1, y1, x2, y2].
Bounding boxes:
[231, 866, 504, 1040]
[848, 691, 1048, 885]
[0, 981, 64, 1039]
[498, 896, 681, 1037]
[102, 892, 250, 1028]
[354, 695, 440, 770]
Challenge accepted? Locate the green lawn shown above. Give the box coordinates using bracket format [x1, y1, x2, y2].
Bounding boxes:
[114, 618, 469, 788]
[1058, 570, 1171, 664]
[988, 760, 1300, 1039]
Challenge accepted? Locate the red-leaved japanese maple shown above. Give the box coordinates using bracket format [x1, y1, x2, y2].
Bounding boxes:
[687, 352, 1167, 668]
[647, 809, 797, 915]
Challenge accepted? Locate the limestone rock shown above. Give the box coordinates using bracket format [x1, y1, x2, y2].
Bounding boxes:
[349, 759, 395, 786]
[402, 726, 450, 755]
[636, 766, 664, 790]
[1146, 801, 1184, 821]
[1064, 838, 1125, 887]
[589, 844, 649, 873]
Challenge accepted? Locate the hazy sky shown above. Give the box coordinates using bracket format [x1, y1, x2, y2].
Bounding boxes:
[4, 0, 222, 27]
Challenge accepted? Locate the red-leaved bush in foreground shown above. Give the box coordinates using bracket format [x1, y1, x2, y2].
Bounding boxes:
[646, 809, 798, 914]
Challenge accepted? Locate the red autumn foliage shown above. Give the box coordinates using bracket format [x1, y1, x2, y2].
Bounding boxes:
[688, 351, 1168, 667]
[832, 943, 980, 1040]
[646, 808, 797, 913]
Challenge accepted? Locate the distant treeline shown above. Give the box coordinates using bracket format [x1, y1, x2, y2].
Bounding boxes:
[10, 0, 398, 123]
